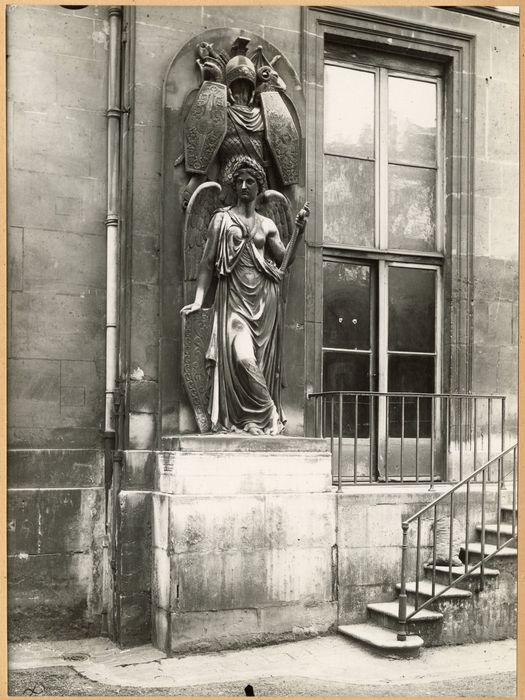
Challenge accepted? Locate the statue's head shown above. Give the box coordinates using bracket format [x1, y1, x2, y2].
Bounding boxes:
[225, 55, 256, 88]
[224, 156, 267, 194]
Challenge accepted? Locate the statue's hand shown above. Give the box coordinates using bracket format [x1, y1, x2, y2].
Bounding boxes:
[181, 301, 202, 316]
[295, 202, 310, 234]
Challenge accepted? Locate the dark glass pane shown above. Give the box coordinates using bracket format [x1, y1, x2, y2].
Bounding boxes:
[323, 351, 371, 437]
[324, 65, 375, 159]
[388, 267, 436, 352]
[388, 355, 434, 438]
[323, 156, 375, 247]
[388, 77, 437, 166]
[323, 261, 371, 350]
[388, 164, 436, 251]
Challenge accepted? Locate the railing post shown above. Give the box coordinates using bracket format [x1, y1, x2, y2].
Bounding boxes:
[397, 522, 409, 641]
[337, 393, 343, 493]
[501, 398, 506, 489]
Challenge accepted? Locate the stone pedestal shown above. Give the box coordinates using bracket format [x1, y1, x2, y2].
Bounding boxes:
[147, 435, 337, 654]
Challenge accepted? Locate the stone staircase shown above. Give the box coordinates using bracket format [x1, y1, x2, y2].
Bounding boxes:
[338, 504, 517, 657]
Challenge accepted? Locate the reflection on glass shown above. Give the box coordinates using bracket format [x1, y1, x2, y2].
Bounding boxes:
[323, 351, 371, 437]
[323, 261, 371, 350]
[388, 77, 437, 166]
[389, 164, 436, 251]
[324, 156, 375, 247]
[388, 355, 434, 438]
[388, 267, 436, 352]
[324, 65, 375, 159]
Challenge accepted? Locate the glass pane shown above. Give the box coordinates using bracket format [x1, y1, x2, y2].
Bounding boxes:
[324, 65, 375, 159]
[388, 164, 436, 251]
[323, 261, 371, 350]
[388, 267, 436, 352]
[323, 351, 371, 438]
[388, 355, 435, 438]
[388, 76, 437, 166]
[324, 156, 375, 247]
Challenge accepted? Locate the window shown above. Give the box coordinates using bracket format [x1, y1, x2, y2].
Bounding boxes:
[321, 43, 445, 479]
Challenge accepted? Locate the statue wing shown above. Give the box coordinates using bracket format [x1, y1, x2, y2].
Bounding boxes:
[184, 181, 222, 291]
[256, 189, 294, 246]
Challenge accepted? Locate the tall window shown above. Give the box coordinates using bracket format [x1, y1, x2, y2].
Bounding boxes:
[322, 44, 444, 474]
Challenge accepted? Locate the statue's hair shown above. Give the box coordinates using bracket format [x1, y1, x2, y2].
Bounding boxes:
[223, 156, 267, 193]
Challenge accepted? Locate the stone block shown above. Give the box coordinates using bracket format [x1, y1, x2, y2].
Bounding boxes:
[133, 124, 162, 181]
[133, 178, 160, 239]
[12, 104, 106, 179]
[7, 448, 104, 488]
[136, 5, 204, 33]
[174, 549, 268, 611]
[60, 386, 85, 407]
[134, 23, 189, 87]
[56, 55, 107, 111]
[10, 290, 105, 361]
[338, 545, 405, 589]
[486, 79, 518, 163]
[119, 540, 151, 595]
[129, 283, 160, 380]
[262, 25, 301, 74]
[152, 606, 170, 653]
[258, 601, 336, 636]
[23, 228, 105, 292]
[129, 412, 157, 450]
[8, 226, 23, 291]
[7, 48, 57, 106]
[168, 494, 266, 554]
[118, 491, 152, 544]
[129, 379, 159, 414]
[8, 168, 106, 235]
[122, 450, 156, 490]
[152, 493, 169, 550]
[490, 198, 518, 260]
[8, 358, 61, 427]
[169, 608, 260, 654]
[7, 5, 101, 60]
[473, 194, 490, 257]
[490, 21, 519, 81]
[152, 546, 171, 610]
[264, 547, 333, 603]
[131, 234, 160, 286]
[264, 493, 335, 549]
[8, 551, 101, 641]
[117, 592, 151, 647]
[338, 583, 394, 625]
[8, 426, 103, 450]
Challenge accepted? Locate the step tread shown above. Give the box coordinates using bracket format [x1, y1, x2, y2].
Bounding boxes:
[367, 600, 442, 621]
[338, 623, 424, 650]
[425, 564, 500, 577]
[463, 542, 517, 557]
[397, 580, 472, 598]
[476, 523, 516, 535]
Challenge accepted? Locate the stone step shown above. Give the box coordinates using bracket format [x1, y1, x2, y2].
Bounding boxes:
[500, 505, 517, 526]
[396, 579, 472, 598]
[161, 435, 331, 452]
[424, 564, 500, 587]
[476, 523, 517, 547]
[338, 623, 424, 658]
[461, 541, 517, 565]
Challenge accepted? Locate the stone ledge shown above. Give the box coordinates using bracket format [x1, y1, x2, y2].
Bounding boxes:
[161, 434, 331, 453]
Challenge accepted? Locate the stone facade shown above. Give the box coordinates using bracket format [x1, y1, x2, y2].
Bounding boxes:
[7, 5, 518, 645]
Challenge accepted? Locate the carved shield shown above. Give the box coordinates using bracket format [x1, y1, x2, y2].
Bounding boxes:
[182, 309, 214, 433]
[260, 91, 299, 186]
[184, 81, 227, 174]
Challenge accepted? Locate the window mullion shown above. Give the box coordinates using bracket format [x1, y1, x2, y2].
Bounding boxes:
[378, 67, 389, 250]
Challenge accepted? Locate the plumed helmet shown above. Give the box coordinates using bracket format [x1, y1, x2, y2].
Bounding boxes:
[225, 55, 256, 87]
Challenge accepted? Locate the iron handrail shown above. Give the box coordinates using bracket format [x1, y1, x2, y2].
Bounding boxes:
[397, 442, 517, 641]
[308, 391, 506, 399]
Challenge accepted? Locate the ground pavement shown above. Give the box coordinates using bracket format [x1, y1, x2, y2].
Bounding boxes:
[7, 634, 517, 697]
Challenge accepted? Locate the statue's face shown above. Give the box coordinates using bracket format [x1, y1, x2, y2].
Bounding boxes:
[230, 79, 253, 106]
[235, 169, 258, 201]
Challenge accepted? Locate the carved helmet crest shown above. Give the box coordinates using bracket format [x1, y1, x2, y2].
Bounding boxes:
[225, 55, 257, 88]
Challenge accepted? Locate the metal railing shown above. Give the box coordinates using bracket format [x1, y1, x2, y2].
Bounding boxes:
[307, 391, 507, 489]
[397, 442, 517, 641]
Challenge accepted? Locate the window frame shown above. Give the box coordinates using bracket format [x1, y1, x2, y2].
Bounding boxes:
[303, 7, 475, 436]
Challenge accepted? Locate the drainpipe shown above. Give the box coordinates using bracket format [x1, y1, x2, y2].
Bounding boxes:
[101, 4, 122, 637]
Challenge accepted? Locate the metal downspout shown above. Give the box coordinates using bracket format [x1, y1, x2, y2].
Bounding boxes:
[102, 5, 122, 636]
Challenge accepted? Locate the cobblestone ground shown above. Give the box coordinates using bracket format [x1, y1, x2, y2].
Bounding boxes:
[8, 666, 517, 697]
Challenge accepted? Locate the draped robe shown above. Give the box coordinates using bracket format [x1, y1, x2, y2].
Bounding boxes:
[206, 207, 285, 433]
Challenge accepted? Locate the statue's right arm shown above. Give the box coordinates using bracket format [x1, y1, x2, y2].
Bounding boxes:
[181, 214, 221, 315]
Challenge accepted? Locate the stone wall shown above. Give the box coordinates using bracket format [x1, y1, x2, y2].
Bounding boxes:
[7, 5, 108, 639]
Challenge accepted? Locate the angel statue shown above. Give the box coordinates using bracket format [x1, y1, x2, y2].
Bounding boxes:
[181, 155, 309, 435]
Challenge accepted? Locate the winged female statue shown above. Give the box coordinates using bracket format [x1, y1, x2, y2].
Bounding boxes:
[181, 155, 309, 435]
